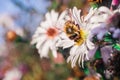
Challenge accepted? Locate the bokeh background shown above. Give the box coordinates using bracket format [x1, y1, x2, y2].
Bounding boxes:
[0, 0, 113, 80]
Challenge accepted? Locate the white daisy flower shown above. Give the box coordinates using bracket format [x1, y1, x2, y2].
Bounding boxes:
[56, 7, 96, 68]
[31, 10, 66, 58]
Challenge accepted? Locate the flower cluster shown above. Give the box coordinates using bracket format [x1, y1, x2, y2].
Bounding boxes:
[31, 5, 120, 79]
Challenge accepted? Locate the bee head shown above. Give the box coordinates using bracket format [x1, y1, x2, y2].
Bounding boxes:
[64, 21, 79, 36]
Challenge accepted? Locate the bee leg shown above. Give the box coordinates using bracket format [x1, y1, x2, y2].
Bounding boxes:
[75, 24, 80, 29]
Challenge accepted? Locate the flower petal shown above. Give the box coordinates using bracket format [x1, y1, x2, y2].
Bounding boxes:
[72, 7, 82, 27]
[51, 10, 58, 24]
[31, 35, 45, 45]
[84, 7, 97, 22]
[36, 36, 47, 49]
[45, 12, 52, 27]
[52, 50, 57, 58]
[40, 21, 51, 29]
[58, 10, 67, 22]
[56, 40, 74, 49]
[69, 45, 78, 55]
[35, 27, 46, 34]
[40, 40, 50, 58]
[86, 39, 95, 50]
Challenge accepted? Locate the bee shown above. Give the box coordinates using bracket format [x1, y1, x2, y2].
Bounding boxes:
[64, 21, 85, 45]
[88, 0, 102, 3]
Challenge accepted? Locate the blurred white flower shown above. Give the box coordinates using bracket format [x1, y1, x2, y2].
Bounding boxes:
[56, 7, 96, 68]
[31, 10, 66, 58]
[0, 14, 25, 57]
[3, 68, 22, 80]
[0, 14, 24, 37]
[91, 6, 120, 40]
[89, 6, 112, 24]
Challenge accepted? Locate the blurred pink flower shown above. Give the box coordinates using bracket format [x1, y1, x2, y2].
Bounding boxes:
[53, 53, 64, 64]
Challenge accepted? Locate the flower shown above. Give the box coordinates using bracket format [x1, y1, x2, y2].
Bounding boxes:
[53, 53, 64, 64]
[108, 12, 120, 38]
[3, 68, 22, 80]
[56, 7, 96, 68]
[91, 6, 120, 40]
[89, 6, 113, 40]
[31, 10, 66, 58]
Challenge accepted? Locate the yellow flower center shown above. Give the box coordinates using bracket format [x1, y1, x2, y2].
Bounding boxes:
[74, 29, 86, 45]
[64, 21, 86, 45]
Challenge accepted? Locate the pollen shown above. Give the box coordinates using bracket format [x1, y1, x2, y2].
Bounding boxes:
[46, 27, 58, 39]
[75, 29, 86, 46]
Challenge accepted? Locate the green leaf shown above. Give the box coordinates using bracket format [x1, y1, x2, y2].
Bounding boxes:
[103, 33, 113, 42]
[51, 0, 58, 9]
[94, 48, 101, 59]
[83, 62, 90, 75]
[90, 3, 98, 9]
[113, 44, 120, 51]
[83, 67, 89, 75]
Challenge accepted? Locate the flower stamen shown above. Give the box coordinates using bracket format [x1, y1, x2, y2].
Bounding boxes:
[46, 27, 58, 39]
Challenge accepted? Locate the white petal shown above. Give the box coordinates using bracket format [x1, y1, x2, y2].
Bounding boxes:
[84, 7, 97, 22]
[67, 56, 71, 63]
[63, 41, 74, 49]
[40, 21, 50, 29]
[59, 32, 68, 39]
[56, 40, 74, 49]
[67, 46, 78, 68]
[36, 36, 47, 49]
[51, 10, 58, 24]
[72, 7, 82, 27]
[69, 46, 78, 55]
[31, 35, 45, 45]
[90, 16, 105, 23]
[58, 10, 67, 22]
[86, 39, 95, 50]
[49, 39, 58, 58]
[35, 27, 46, 34]
[98, 6, 112, 15]
[40, 40, 50, 58]
[72, 54, 79, 68]
[77, 44, 87, 68]
[81, 51, 84, 68]
[56, 10, 66, 28]
[52, 50, 57, 58]
[78, 53, 82, 67]
[45, 12, 52, 27]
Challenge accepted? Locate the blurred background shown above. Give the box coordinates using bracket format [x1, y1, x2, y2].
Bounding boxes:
[0, 0, 113, 80]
